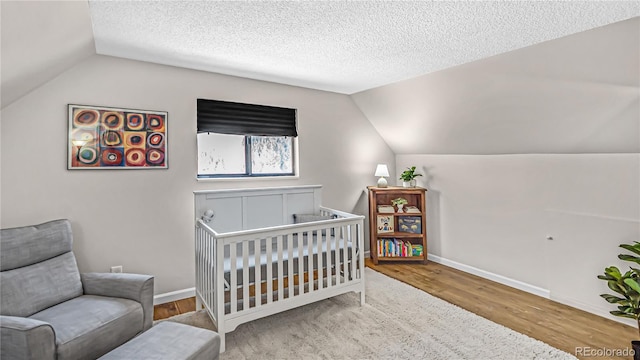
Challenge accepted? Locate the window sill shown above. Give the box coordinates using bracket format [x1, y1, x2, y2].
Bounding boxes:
[196, 175, 300, 182]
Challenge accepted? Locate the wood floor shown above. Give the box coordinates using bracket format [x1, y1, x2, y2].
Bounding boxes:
[154, 259, 637, 359]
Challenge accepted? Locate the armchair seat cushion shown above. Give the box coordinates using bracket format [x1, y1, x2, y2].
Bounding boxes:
[29, 295, 144, 360]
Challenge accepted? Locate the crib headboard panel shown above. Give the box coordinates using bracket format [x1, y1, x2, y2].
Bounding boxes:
[194, 185, 322, 233]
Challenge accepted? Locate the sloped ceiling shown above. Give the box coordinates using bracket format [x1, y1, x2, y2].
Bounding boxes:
[1, 1, 638, 154]
[0, 1, 95, 109]
[351, 17, 640, 154]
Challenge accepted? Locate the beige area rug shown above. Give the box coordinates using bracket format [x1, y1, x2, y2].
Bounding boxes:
[161, 268, 577, 360]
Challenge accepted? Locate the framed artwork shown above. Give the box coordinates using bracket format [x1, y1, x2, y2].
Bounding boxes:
[68, 104, 168, 169]
[377, 215, 394, 234]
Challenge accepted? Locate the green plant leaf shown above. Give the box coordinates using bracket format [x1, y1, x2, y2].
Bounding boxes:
[600, 242, 640, 322]
[604, 266, 623, 280]
[619, 254, 640, 265]
[600, 294, 626, 304]
[625, 278, 640, 293]
[611, 310, 638, 319]
[608, 280, 627, 296]
[621, 243, 640, 256]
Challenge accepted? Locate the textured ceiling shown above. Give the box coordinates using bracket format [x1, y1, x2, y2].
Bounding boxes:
[89, 1, 640, 94]
[352, 17, 640, 154]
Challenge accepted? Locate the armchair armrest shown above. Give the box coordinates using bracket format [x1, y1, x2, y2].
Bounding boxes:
[81, 273, 154, 331]
[1, 315, 56, 359]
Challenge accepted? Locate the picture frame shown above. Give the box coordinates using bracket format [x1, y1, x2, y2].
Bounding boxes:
[68, 104, 168, 169]
[377, 215, 394, 234]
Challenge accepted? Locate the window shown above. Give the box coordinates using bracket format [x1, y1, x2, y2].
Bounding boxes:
[197, 99, 297, 178]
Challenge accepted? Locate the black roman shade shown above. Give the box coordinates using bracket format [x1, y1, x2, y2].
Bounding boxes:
[197, 99, 297, 137]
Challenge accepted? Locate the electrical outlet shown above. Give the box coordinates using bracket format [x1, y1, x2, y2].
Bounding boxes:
[110, 265, 123, 273]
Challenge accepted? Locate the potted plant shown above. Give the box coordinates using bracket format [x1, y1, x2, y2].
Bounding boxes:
[391, 197, 408, 213]
[598, 241, 640, 355]
[399, 166, 422, 187]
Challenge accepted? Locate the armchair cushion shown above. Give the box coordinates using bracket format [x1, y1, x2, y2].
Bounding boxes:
[29, 295, 143, 360]
[0, 220, 83, 317]
[1, 252, 82, 317]
[1, 219, 73, 271]
[82, 273, 154, 330]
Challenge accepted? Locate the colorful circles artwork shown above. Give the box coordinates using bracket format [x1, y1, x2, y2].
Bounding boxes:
[147, 114, 165, 131]
[102, 130, 123, 146]
[124, 132, 145, 148]
[126, 113, 145, 131]
[146, 148, 165, 166]
[125, 148, 146, 167]
[73, 109, 100, 128]
[77, 147, 98, 165]
[102, 112, 124, 130]
[147, 132, 164, 148]
[101, 148, 124, 166]
[68, 105, 167, 169]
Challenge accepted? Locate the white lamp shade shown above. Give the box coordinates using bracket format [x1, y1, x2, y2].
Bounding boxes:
[374, 164, 389, 177]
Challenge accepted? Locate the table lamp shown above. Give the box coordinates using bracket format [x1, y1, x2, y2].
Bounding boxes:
[375, 164, 389, 188]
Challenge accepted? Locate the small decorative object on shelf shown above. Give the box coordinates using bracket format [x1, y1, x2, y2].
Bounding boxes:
[374, 164, 390, 188]
[368, 186, 427, 264]
[399, 166, 422, 188]
[391, 197, 408, 213]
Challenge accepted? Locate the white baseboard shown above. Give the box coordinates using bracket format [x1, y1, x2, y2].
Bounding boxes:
[153, 287, 195, 305]
[551, 294, 636, 328]
[427, 254, 551, 299]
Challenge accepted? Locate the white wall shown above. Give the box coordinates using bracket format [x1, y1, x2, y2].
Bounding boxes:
[0, 55, 394, 294]
[397, 154, 640, 322]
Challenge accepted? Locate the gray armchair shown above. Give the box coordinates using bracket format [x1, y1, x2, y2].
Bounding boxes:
[0, 219, 154, 360]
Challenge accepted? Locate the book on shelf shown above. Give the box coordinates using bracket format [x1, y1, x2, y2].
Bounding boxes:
[398, 216, 422, 234]
[377, 215, 394, 233]
[377, 238, 420, 258]
[404, 206, 420, 213]
[378, 205, 395, 213]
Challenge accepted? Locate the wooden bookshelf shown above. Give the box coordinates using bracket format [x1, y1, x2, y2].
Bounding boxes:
[368, 186, 427, 264]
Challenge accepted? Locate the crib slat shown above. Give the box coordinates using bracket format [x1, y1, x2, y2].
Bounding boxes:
[307, 231, 314, 293]
[327, 228, 340, 285]
[254, 239, 261, 307]
[276, 235, 284, 301]
[297, 231, 304, 296]
[325, 229, 332, 288]
[350, 224, 357, 280]
[230, 243, 237, 314]
[335, 226, 341, 285]
[207, 232, 212, 314]
[315, 230, 329, 290]
[336, 225, 344, 283]
[242, 241, 250, 311]
[287, 235, 294, 298]
[266, 237, 273, 304]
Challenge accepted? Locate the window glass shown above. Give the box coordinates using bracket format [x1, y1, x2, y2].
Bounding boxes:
[251, 136, 293, 174]
[197, 133, 246, 175]
[197, 134, 294, 178]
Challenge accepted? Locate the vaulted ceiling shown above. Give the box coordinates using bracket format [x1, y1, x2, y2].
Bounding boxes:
[1, 1, 638, 154]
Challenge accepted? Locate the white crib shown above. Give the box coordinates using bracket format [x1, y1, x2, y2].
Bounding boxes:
[194, 185, 365, 352]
